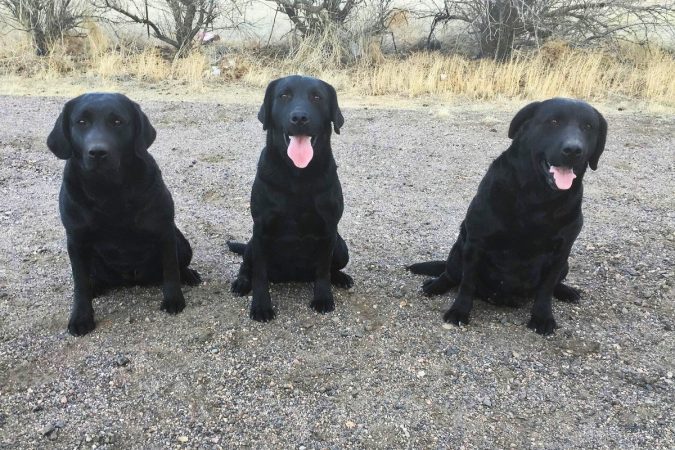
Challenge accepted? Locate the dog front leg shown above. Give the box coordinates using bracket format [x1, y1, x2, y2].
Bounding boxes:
[249, 226, 275, 322]
[444, 242, 480, 325]
[528, 257, 569, 335]
[160, 229, 186, 314]
[66, 236, 95, 336]
[311, 232, 337, 314]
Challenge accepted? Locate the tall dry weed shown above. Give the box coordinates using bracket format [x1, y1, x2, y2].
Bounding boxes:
[0, 30, 673, 106]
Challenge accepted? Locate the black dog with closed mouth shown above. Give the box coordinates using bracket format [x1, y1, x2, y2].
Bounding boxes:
[408, 98, 607, 335]
[47, 93, 201, 336]
[228, 75, 353, 322]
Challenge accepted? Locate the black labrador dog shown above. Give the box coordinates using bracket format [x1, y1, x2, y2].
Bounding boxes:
[47, 93, 200, 336]
[408, 98, 607, 335]
[228, 75, 353, 322]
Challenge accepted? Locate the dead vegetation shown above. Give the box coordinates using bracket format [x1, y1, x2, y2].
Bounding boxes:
[0, 26, 673, 107]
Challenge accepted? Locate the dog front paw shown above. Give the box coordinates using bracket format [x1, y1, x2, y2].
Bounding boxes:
[250, 303, 276, 322]
[231, 276, 252, 296]
[527, 315, 557, 335]
[161, 294, 186, 314]
[310, 294, 335, 314]
[68, 311, 96, 336]
[443, 307, 470, 326]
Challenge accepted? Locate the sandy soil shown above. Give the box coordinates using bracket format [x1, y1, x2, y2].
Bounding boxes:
[0, 93, 673, 449]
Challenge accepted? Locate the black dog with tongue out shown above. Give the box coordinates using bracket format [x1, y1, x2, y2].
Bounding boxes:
[227, 76, 353, 322]
[408, 98, 607, 335]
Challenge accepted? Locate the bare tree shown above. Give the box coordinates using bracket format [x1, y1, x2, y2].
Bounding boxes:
[422, 0, 675, 60]
[267, 0, 362, 37]
[0, 0, 85, 55]
[93, 0, 249, 56]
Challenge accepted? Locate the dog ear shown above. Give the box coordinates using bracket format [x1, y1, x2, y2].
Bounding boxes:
[258, 79, 279, 131]
[133, 101, 156, 156]
[588, 107, 607, 171]
[323, 81, 344, 134]
[508, 101, 541, 139]
[47, 98, 77, 159]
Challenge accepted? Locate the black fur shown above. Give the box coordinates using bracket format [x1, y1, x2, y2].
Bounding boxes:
[47, 93, 200, 336]
[228, 76, 352, 322]
[408, 98, 607, 335]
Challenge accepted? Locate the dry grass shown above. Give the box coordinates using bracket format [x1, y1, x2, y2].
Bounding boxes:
[238, 41, 675, 107]
[0, 30, 674, 106]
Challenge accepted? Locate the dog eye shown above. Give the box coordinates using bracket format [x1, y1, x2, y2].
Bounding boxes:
[585, 123, 592, 130]
[550, 119, 559, 126]
[76, 119, 88, 126]
[112, 119, 123, 127]
[280, 93, 291, 100]
[311, 94, 321, 102]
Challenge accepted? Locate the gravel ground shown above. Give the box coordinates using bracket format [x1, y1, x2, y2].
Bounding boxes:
[0, 94, 673, 449]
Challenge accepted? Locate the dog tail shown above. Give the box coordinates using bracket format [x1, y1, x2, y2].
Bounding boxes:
[406, 260, 445, 276]
[227, 241, 246, 255]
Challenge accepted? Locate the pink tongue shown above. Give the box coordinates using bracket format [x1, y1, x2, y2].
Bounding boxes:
[549, 165, 576, 190]
[287, 135, 313, 168]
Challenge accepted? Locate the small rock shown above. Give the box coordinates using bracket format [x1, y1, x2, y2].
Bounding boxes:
[113, 355, 130, 367]
[444, 347, 458, 356]
[59, 396, 67, 405]
[417, 370, 426, 378]
[210, 348, 219, 354]
[442, 323, 453, 330]
[40, 423, 56, 437]
[482, 397, 492, 407]
[345, 420, 356, 429]
[54, 420, 65, 429]
[177, 435, 189, 443]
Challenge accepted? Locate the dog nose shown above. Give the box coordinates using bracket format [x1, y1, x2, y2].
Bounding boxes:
[290, 111, 309, 126]
[88, 146, 109, 159]
[561, 144, 583, 159]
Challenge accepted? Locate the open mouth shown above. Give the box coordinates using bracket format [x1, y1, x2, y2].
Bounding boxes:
[283, 133, 316, 147]
[542, 160, 576, 190]
[284, 133, 316, 168]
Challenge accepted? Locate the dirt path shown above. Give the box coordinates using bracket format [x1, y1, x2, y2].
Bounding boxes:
[0, 95, 673, 449]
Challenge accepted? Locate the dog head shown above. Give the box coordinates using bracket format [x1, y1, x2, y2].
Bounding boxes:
[508, 98, 607, 191]
[47, 93, 156, 176]
[258, 75, 344, 169]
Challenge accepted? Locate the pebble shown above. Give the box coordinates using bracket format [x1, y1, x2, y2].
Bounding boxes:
[177, 435, 189, 443]
[445, 347, 459, 356]
[113, 355, 130, 367]
[40, 423, 56, 437]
